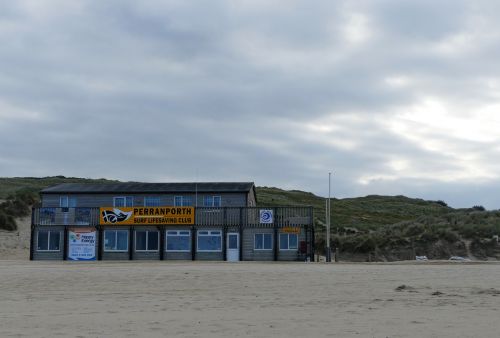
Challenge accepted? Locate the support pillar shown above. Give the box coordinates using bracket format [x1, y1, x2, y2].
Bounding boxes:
[129, 226, 134, 260]
[159, 226, 165, 260]
[63, 226, 68, 261]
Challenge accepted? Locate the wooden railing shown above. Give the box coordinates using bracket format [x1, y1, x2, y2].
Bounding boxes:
[32, 206, 313, 227]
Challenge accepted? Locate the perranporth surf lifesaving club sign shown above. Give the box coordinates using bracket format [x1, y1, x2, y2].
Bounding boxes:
[100, 207, 195, 225]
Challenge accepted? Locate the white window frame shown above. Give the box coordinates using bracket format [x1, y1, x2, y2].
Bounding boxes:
[144, 196, 161, 207]
[36, 230, 61, 252]
[174, 196, 193, 207]
[60, 196, 68, 208]
[279, 233, 298, 251]
[197, 230, 222, 252]
[103, 230, 129, 252]
[59, 196, 77, 208]
[254, 233, 273, 251]
[165, 230, 191, 252]
[113, 196, 133, 207]
[134, 230, 159, 252]
[203, 195, 221, 207]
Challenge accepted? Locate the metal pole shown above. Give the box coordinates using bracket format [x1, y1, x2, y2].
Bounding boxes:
[326, 172, 331, 262]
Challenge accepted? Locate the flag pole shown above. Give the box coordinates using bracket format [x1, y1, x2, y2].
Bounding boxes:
[326, 172, 332, 262]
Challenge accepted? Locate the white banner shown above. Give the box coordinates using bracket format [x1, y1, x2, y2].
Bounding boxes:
[260, 209, 274, 224]
[68, 228, 96, 261]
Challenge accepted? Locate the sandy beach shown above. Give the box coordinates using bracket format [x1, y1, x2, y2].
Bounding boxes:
[1, 260, 499, 338]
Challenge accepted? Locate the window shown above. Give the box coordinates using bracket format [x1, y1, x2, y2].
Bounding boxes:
[254, 233, 273, 250]
[114, 196, 133, 207]
[144, 196, 161, 207]
[279, 233, 298, 250]
[104, 230, 129, 251]
[203, 196, 221, 207]
[166, 230, 191, 252]
[174, 196, 193, 207]
[197, 230, 222, 252]
[37, 230, 60, 251]
[60, 196, 76, 208]
[135, 230, 159, 251]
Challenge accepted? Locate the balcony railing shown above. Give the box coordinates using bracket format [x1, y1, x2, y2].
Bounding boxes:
[32, 206, 313, 227]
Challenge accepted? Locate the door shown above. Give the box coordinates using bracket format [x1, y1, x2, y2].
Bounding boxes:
[226, 233, 239, 262]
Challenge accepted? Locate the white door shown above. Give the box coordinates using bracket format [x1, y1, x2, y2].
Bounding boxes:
[227, 233, 239, 262]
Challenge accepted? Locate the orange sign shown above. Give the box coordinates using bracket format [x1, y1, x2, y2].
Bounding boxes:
[281, 226, 301, 234]
[100, 207, 194, 225]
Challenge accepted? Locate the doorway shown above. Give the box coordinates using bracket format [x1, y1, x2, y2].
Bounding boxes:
[226, 232, 239, 261]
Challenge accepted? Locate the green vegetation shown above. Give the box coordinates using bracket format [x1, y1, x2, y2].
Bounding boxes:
[0, 176, 118, 199]
[0, 190, 38, 230]
[257, 187, 451, 231]
[257, 186, 500, 260]
[0, 176, 118, 231]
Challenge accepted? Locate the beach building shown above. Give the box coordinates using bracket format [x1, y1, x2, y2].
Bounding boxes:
[30, 182, 314, 261]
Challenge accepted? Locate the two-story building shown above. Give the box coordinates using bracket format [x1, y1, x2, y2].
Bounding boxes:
[31, 182, 314, 262]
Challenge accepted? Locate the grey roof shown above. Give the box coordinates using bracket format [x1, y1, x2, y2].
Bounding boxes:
[41, 182, 255, 194]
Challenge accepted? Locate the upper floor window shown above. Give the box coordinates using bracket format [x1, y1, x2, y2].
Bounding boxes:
[203, 195, 221, 207]
[60, 196, 77, 208]
[113, 196, 133, 207]
[174, 196, 193, 207]
[144, 196, 161, 207]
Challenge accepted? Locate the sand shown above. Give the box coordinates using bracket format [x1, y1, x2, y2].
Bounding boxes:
[1, 261, 499, 338]
[0, 216, 31, 260]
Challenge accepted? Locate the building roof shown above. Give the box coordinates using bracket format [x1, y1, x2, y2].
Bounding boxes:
[40, 182, 255, 194]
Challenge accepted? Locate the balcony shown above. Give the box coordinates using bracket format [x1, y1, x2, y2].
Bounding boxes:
[32, 206, 313, 227]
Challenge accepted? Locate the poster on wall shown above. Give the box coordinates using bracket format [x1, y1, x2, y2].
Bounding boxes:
[68, 228, 96, 261]
[259, 209, 274, 224]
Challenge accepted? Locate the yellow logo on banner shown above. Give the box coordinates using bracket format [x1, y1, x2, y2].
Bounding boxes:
[281, 226, 301, 234]
[100, 207, 195, 225]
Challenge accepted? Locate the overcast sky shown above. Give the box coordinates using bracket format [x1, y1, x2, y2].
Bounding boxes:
[1, 1, 500, 208]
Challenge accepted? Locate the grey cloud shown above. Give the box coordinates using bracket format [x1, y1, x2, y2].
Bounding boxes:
[1, 1, 500, 209]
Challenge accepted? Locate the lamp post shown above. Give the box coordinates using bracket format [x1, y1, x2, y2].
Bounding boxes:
[326, 172, 332, 262]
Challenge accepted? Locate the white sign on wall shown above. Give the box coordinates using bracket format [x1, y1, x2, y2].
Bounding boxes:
[260, 209, 274, 224]
[68, 228, 96, 261]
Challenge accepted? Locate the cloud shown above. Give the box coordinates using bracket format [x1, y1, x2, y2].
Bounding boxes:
[1, 1, 500, 208]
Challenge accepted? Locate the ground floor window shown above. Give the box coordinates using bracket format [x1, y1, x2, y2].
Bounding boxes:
[104, 230, 129, 251]
[135, 230, 159, 251]
[37, 230, 60, 251]
[254, 233, 272, 250]
[197, 230, 222, 252]
[279, 233, 298, 250]
[166, 230, 191, 252]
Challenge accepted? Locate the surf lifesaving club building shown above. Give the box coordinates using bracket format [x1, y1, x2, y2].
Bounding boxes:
[30, 182, 315, 261]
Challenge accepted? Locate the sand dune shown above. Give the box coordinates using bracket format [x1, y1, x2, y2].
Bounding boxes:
[0, 216, 30, 260]
[0, 261, 499, 337]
